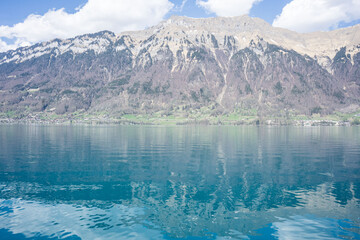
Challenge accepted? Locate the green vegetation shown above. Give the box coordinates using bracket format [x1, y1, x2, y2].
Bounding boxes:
[187, 47, 207, 61]
[4, 111, 16, 118]
[0, 106, 359, 126]
[274, 81, 283, 95]
[190, 91, 199, 102]
[127, 82, 140, 94]
[291, 85, 303, 95]
[311, 106, 322, 115]
[245, 83, 252, 95]
[108, 75, 130, 88]
[351, 118, 360, 125]
[293, 71, 306, 85]
[142, 81, 154, 94]
[62, 89, 77, 95]
[333, 90, 345, 102]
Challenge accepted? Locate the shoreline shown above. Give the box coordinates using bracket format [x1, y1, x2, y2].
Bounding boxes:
[0, 118, 356, 126]
[1, 110, 359, 126]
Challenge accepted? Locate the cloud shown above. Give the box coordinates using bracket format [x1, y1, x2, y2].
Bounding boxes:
[0, 38, 31, 52]
[180, 0, 189, 11]
[273, 0, 360, 33]
[0, 0, 174, 52]
[196, 0, 262, 17]
[173, 0, 188, 12]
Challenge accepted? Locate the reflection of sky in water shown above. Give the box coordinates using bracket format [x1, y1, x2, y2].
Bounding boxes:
[0, 180, 359, 240]
[272, 215, 360, 240]
[0, 199, 162, 239]
[0, 198, 359, 240]
[0, 125, 359, 239]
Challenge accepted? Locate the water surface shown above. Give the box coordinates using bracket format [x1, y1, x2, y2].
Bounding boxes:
[0, 125, 359, 239]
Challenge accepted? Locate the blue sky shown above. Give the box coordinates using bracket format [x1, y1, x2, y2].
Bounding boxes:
[1, 0, 360, 52]
[0, 0, 292, 26]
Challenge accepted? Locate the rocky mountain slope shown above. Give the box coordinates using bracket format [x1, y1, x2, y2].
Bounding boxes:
[0, 15, 359, 118]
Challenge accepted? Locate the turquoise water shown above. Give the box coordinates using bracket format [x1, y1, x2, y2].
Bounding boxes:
[0, 125, 359, 239]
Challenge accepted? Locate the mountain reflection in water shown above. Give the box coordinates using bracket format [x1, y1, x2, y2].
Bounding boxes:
[0, 125, 359, 239]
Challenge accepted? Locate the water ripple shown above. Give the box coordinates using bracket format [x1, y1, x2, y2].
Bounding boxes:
[0, 125, 359, 239]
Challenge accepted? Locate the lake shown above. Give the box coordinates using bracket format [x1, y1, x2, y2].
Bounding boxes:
[0, 125, 359, 239]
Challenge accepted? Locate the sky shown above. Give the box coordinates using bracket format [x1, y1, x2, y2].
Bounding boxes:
[1, 0, 360, 52]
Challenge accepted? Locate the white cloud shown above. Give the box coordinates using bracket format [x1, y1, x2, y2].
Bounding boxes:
[180, 0, 189, 11]
[173, 0, 188, 12]
[196, 0, 262, 17]
[0, 0, 174, 52]
[273, 0, 360, 33]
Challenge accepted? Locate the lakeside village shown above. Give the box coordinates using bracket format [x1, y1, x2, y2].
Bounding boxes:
[1, 110, 359, 126]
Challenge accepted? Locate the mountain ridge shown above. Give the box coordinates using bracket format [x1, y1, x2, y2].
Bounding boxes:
[2, 15, 359, 64]
[0, 15, 359, 122]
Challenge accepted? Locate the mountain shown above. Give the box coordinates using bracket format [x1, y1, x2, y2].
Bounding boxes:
[0, 15, 359, 120]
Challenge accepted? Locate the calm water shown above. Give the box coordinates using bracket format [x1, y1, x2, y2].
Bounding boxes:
[0, 125, 359, 240]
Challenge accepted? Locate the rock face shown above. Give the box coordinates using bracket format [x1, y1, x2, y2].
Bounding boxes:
[0, 15, 359, 116]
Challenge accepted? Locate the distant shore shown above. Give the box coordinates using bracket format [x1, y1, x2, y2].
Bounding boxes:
[0, 116, 358, 127]
[1, 110, 359, 126]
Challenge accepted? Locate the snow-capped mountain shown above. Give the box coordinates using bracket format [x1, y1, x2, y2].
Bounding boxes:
[0, 15, 359, 116]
